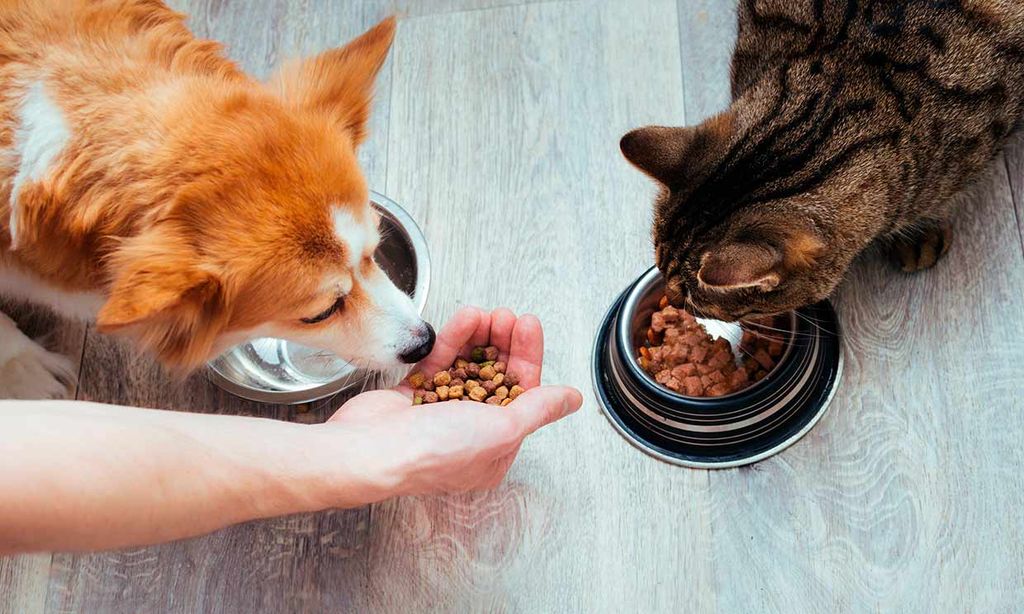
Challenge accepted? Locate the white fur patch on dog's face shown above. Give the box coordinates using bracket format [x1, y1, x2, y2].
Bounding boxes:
[321, 206, 425, 367]
[332, 208, 379, 268]
[9, 82, 70, 248]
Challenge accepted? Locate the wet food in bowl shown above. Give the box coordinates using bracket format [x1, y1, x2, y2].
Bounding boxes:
[637, 296, 786, 397]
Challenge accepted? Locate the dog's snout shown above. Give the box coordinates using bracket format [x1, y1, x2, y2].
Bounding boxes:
[398, 322, 435, 364]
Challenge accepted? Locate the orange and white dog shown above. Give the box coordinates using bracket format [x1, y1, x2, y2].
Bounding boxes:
[0, 2, 434, 399]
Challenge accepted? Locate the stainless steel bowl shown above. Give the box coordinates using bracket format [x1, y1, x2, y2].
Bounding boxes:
[207, 192, 429, 404]
[593, 267, 843, 468]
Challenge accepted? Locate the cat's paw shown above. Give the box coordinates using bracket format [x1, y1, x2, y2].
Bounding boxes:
[889, 224, 954, 273]
[0, 339, 76, 399]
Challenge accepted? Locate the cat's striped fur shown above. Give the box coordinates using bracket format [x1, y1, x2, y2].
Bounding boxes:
[622, 0, 1024, 321]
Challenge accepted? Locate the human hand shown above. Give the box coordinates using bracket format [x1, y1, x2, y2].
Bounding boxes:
[319, 306, 582, 504]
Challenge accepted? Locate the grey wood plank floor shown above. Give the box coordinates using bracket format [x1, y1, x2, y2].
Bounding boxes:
[3, 0, 1024, 612]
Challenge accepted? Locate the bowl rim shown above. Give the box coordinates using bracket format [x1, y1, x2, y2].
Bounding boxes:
[616, 267, 796, 403]
[205, 191, 430, 404]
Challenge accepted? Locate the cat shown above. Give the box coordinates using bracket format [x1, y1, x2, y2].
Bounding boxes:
[621, 0, 1024, 321]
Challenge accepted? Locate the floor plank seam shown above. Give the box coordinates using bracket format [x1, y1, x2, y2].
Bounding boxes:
[1002, 155, 1024, 260]
[381, 48, 396, 196]
[675, 0, 691, 125]
[73, 326, 90, 401]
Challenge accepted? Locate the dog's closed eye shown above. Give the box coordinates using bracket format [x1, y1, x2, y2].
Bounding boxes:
[301, 296, 346, 324]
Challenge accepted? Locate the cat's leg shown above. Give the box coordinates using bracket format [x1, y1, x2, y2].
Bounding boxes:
[888, 222, 955, 273]
[0, 311, 75, 399]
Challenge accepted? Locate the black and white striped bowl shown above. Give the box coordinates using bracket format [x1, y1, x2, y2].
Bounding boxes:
[592, 267, 843, 468]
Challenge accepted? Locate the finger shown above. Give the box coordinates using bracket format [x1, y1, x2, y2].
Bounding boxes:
[507, 313, 543, 389]
[407, 306, 483, 380]
[507, 385, 583, 437]
[489, 308, 517, 362]
[465, 307, 494, 355]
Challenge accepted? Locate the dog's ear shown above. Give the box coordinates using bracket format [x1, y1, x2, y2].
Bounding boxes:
[97, 235, 227, 371]
[269, 16, 396, 145]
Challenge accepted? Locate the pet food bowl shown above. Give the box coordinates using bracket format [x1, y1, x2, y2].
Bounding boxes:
[592, 266, 843, 468]
[207, 192, 429, 404]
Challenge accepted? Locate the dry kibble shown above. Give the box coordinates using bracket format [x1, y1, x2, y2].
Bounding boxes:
[410, 343, 525, 407]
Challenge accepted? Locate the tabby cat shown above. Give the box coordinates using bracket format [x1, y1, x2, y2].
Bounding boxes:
[621, 0, 1024, 321]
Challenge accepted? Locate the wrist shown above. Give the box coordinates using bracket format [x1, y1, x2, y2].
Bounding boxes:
[296, 423, 408, 510]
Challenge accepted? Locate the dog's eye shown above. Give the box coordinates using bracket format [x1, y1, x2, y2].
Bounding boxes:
[301, 296, 345, 325]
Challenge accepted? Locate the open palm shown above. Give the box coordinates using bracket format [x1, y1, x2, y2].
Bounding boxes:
[326, 306, 582, 498]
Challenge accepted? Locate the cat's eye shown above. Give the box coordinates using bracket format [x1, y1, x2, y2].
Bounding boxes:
[301, 296, 346, 325]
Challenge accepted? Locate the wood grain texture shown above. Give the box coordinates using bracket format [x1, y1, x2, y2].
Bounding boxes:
[4, 0, 1024, 611]
[0, 554, 50, 614]
[677, 0, 737, 124]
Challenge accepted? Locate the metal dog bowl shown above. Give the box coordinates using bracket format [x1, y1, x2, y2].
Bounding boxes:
[207, 192, 429, 404]
[593, 267, 843, 468]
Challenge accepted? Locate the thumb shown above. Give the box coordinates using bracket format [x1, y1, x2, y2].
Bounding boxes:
[507, 386, 583, 436]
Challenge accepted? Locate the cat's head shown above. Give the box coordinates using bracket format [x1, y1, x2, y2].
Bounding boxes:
[621, 111, 851, 321]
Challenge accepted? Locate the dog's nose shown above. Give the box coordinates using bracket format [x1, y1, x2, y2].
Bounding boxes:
[399, 323, 435, 364]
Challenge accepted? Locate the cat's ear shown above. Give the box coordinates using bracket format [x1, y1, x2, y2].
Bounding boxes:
[699, 232, 826, 292]
[269, 16, 396, 145]
[698, 243, 782, 292]
[620, 126, 693, 185]
[620, 112, 734, 186]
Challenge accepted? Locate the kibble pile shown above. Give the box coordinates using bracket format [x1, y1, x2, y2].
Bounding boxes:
[637, 297, 785, 397]
[409, 345, 525, 406]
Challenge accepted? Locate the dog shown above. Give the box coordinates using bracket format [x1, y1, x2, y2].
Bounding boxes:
[0, 1, 434, 399]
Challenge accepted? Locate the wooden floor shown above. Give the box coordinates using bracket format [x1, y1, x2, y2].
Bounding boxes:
[3, 0, 1024, 611]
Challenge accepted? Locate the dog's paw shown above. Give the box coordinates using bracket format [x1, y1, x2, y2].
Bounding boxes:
[889, 224, 954, 273]
[0, 340, 76, 399]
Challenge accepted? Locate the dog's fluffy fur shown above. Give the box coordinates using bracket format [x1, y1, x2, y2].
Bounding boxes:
[0, 1, 431, 397]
